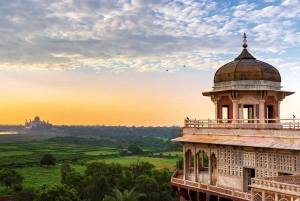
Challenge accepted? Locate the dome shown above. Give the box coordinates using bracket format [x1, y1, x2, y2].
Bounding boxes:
[214, 34, 281, 84]
[34, 116, 40, 122]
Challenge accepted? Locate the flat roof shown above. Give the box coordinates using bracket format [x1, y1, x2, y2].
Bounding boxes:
[173, 136, 300, 151]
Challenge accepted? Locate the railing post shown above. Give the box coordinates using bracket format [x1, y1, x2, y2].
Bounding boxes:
[293, 118, 295, 129]
[208, 118, 210, 127]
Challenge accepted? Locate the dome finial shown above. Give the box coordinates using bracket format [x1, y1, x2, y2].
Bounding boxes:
[243, 32, 248, 48]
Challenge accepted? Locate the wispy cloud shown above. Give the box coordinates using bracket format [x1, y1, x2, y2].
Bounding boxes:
[0, 0, 299, 72]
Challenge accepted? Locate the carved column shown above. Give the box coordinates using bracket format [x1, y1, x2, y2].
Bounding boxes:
[183, 149, 186, 182]
[214, 101, 218, 120]
[275, 193, 278, 201]
[206, 193, 210, 201]
[259, 100, 265, 124]
[262, 191, 266, 201]
[277, 101, 281, 119]
[251, 188, 254, 201]
[232, 100, 238, 124]
[208, 156, 212, 184]
[194, 147, 198, 182]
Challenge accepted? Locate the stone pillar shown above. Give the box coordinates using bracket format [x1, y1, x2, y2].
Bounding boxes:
[208, 156, 212, 184]
[194, 148, 198, 182]
[232, 100, 238, 125]
[250, 188, 254, 201]
[275, 193, 278, 201]
[214, 101, 218, 121]
[183, 149, 186, 181]
[277, 101, 281, 119]
[259, 100, 265, 125]
[206, 194, 210, 201]
[262, 191, 266, 201]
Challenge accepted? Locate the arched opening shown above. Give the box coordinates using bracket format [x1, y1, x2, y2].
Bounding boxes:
[184, 149, 194, 180]
[195, 150, 209, 183]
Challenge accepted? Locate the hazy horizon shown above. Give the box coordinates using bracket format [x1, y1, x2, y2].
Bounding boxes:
[1, 0, 300, 126]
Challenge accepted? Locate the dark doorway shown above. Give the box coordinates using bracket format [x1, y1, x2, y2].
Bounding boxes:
[210, 195, 218, 201]
[267, 105, 274, 123]
[243, 168, 255, 192]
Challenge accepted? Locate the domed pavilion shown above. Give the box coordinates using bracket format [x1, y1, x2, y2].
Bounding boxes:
[202, 33, 293, 126]
[170, 34, 300, 201]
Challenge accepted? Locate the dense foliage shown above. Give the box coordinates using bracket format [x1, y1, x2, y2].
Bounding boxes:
[58, 161, 178, 201]
[50, 125, 182, 149]
[40, 154, 56, 166]
[34, 184, 80, 201]
[0, 169, 24, 192]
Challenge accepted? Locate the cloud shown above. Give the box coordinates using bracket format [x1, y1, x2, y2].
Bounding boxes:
[0, 0, 299, 72]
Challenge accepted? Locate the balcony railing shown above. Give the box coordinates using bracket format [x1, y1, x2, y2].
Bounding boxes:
[184, 118, 300, 130]
[171, 170, 251, 200]
[251, 176, 300, 196]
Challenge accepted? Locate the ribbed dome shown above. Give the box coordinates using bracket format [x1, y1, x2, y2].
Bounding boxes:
[214, 34, 281, 83]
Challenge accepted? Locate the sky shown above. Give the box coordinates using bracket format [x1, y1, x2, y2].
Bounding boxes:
[0, 0, 300, 126]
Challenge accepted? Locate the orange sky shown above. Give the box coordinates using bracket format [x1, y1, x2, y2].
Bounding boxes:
[1, 68, 299, 126]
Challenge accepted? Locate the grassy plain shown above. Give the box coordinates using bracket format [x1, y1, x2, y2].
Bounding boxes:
[0, 133, 180, 196]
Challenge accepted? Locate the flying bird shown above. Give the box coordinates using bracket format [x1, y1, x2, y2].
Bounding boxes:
[293, 115, 296, 118]
[166, 70, 168, 71]
[183, 65, 186, 67]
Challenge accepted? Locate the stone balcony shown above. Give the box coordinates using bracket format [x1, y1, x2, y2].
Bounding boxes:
[250, 175, 300, 198]
[171, 169, 251, 200]
[184, 118, 300, 130]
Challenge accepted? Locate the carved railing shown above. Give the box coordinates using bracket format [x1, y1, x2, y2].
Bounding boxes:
[263, 175, 300, 182]
[184, 118, 300, 130]
[171, 170, 250, 200]
[251, 176, 300, 196]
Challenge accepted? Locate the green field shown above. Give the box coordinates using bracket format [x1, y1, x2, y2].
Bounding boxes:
[0, 151, 33, 157]
[84, 150, 119, 155]
[90, 156, 178, 170]
[0, 133, 180, 197]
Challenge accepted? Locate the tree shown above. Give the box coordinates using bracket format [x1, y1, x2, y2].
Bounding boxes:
[85, 175, 111, 201]
[34, 184, 80, 201]
[13, 187, 37, 201]
[60, 163, 73, 183]
[115, 170, 134, 192]
[175, 157, 183, 170]
[40, 154, 56, 166]
[135, 175, 159, 201]
[85, 161, 122, 187]
[63, 171, 85, 198]
[103, 188, 145, 201]
[0, 168, 24, 192]
[127, 144, 142, 155]
[126, 161, 155, 179]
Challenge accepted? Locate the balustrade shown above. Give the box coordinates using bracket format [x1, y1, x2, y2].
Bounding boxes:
[184, 118, 300, 130]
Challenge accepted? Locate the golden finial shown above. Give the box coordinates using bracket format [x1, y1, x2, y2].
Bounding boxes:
[243, 32, 248, 48]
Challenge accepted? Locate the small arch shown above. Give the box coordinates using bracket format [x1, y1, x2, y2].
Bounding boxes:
[279, 198, 288, 201]
[266, 195, 275, 201]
